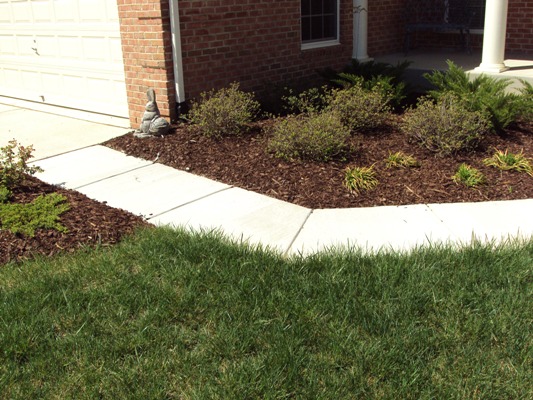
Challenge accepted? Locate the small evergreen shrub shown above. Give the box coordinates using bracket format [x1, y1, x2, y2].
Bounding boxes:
[385, 151, 420, 168]
[483, 149, 533, 176]
[187, 83, 260, 137]
[1, 139, 43, 188]
[452, 164, 486, 187]
[0, 193, 70, 236]
[268, 112, 350, 161]
[344, 165, 378, 195]
[0, 185, 11, 203]
[400, 94, 490, 155]
[425, 61, 525, 131]
[325, 84, 391, 133]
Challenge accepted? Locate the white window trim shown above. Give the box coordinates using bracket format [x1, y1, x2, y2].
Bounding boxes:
[300, 0, 340, 50]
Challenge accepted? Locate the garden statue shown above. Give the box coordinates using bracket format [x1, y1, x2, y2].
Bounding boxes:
[134, 88, 171, 138]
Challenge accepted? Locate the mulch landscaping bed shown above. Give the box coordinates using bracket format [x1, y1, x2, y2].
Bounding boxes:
[2, 117, 531, 265]
[0, 176, 151, 265]
[105, 118, 533, 209]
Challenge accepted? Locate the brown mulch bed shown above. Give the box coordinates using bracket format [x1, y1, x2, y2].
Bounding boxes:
[104, 118, 533, 209]
[0, 176, 151, 265]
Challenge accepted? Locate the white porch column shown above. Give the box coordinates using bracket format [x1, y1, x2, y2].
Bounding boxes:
[475, 0, 509, 73]
[353, 0, 372, 62]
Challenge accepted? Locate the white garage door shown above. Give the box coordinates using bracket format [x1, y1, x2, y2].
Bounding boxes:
[0, 0, 128, 118]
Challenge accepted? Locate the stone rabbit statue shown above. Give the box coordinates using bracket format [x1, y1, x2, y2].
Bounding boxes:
[134, 88, 171, 138]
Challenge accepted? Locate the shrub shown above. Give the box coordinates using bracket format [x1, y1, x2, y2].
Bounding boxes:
[400, 94, 490, 155]
[325, 84, 391, 133]
[452, 164, 486, 187]
[0, 185, 11, 203]
[187, 83, 260, 137]
[385, 151, 420, 168]
[282, 86, 332, 115]
[344, 165, 378, 195]
[0, 193, 70, 236]
[425, 61, 525, 131]
[483, 149, 533, 176]
[1, 139, 43, 189]
[268, 112, 350, 161]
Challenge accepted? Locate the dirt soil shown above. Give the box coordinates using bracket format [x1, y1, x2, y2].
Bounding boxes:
[0, 176, 151, 265]
[105, 118, 533, 209]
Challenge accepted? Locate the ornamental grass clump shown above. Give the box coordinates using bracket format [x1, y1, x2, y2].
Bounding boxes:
[452, 163, 486, 188]
[385, 151, 420, 168]
[268, 112, 350, 161]
[325, 82, 391, 133]
[187, 83, 260, 138]
[344, 165, 378, 195]
[483, 149, 533, 176]
[400, 94, 490, 156]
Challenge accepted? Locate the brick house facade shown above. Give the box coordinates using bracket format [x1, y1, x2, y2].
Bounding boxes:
[117, 0, 533, 127]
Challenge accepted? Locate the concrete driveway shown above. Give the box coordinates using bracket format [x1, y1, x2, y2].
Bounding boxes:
[0, 104, 131, 161]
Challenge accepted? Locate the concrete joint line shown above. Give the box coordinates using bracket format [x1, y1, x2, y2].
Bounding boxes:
[284, 208, 314, 257]
[72, 162, 156, 190]
[146, 186, 235, 220]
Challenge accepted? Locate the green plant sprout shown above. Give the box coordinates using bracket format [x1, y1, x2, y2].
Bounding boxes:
[452, 163, 486, 187]
[483, 149, 533, 176]
[344, 165, 378, 195]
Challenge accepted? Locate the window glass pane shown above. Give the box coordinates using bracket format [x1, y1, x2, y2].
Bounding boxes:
[310, 16, 323, 40]
[301, 0, 310, 16]
[302, 16, 311, 41]
[323, 0, 335, 14]
[323, 14, 336, 39]
[311, 0, 323, 15]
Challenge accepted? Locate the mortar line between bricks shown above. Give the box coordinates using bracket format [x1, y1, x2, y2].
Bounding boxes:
[146, 186, 235, 220]
[284, 208, 314, 258]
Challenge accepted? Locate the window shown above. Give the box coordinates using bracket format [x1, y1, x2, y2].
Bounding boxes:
[301, 0, 339, 49]
[466, 0, 486, 30]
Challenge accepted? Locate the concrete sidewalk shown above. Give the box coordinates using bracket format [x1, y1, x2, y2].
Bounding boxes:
[3, 105, 533, 256]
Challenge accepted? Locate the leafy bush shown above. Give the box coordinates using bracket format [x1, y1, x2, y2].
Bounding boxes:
[385, 151, 420, 168]
[1, 139, 43, 189]
[516, 80, 533, 122]
[268, 112, 350, 161]
[325, 83, 391, 133]
[333, 73, 407, 110]
[282, 86, 332, 115]
[452, 164, 486, 187]
[425, 61, 525, 131]
[322, 59, 411, 110]
[344, 165, 378, 195]
[400, 94, 490, 155]
[0, 193, 70, 236]
[483, 149, 533, 176]
[187, 83, 260, 137]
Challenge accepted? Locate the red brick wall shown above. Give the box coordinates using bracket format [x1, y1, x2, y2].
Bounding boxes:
[117, 0, 176, 127]
[368, 0, 404, 56]
[507, 0, 533, 54]
[178, 0, 353, 101]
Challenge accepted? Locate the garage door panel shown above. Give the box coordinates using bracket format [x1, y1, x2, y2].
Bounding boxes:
[0, 0, 128, 118]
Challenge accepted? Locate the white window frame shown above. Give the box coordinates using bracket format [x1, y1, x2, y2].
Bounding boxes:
[301, 0, 340, 50]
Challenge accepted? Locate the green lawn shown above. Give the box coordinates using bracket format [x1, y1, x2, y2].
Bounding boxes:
[1, 227, 532, 399]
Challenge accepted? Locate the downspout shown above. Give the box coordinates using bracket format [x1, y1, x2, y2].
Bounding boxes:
[169, 0, 186, 112]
